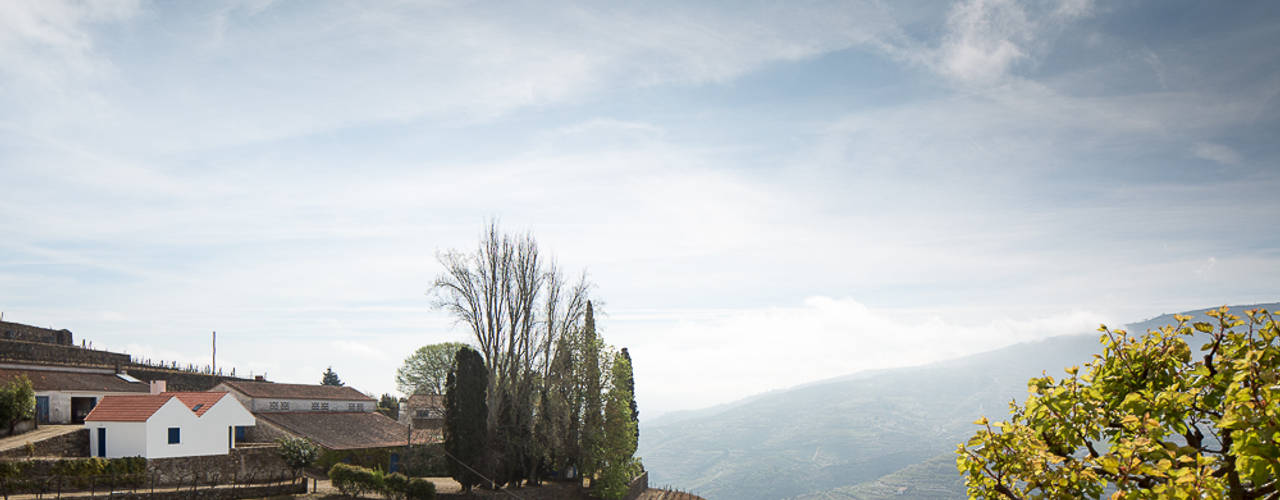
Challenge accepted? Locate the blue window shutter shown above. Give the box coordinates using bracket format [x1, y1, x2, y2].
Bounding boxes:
[168, 427, 180, 444]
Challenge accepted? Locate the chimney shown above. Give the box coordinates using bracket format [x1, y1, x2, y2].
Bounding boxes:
[254, 375, 265, 381]
[150, 380, 167, 394]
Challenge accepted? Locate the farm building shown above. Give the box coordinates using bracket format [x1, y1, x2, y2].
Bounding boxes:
[0, 364, 151, 425]
[84, 391, 255, 459]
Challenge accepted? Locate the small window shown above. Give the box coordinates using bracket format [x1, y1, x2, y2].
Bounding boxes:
[281, 401, 290, 410]
[321, 402, 330, 410]
[311, 402, 321, 411]
[348, 403, 357, 411]
[168, 427, 180, 444]
[269, 401, 279, 410]
[192, 404, 203, 412]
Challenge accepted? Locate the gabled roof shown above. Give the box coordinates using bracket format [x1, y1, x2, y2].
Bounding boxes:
[84, 395, 173, 422]
[163, 392, 227, 416]
[255, 411, 437, 450]
[85, 392, 232, 422]
[0, 368, 148, 393]
[219, 380, 374, 402]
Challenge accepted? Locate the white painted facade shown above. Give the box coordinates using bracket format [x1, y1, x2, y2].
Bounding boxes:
[86, 394, 255, 459]
[211, 382, 374, 413]
[87, 421, 146, 458]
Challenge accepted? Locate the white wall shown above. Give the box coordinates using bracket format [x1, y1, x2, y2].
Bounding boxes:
[201, 395, 256, 448]
[210, 383, 372, 413]
[144, 398, 229, 459]
[253, 398, 374, 412]
[86, 421, 146, 458]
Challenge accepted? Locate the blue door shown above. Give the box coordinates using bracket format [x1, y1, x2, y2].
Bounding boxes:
[389, 453, 400, 473]
[97, 428, 106, 457]
[35, 396, 49, 424]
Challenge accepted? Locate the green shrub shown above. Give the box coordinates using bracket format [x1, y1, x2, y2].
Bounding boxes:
[383, 472, 409, 499]
[276, 437, 320, 472]
[403, 477, 436, 500]
[329, 462, 384, 497]
[328, 463, 434, 500]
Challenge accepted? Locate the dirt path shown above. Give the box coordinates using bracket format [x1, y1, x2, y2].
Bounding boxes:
[0, 425, 81, 453]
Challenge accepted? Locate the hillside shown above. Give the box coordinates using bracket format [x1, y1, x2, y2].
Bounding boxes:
[640, 303, 1278, 500]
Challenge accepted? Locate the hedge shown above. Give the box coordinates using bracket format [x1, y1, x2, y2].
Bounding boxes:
[329, 463, 434, 499]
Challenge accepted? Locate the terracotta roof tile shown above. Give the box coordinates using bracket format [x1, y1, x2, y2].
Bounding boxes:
[255, 412, 437, 450]
[164, 392, 228, 416]
[84, 395, 172, 422]
[221, 380, 374, 402]
[84, 392, 233, 421]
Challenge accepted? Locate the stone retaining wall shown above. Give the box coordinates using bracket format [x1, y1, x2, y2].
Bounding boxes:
[146, 445, 294, 486]
[0, 339, 129, 367]
[0, 428, 87, 458]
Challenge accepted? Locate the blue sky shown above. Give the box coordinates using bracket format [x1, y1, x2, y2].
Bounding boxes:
[2, 0, 1278, 417]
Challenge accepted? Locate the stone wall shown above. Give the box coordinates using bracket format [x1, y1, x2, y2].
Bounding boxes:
[0, 321, 73, 345]
[0, 339, 129, 367]
[0, 428, 88, 458]
[146, 445, 294, 486]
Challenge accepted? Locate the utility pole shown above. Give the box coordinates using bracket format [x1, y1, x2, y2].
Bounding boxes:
[212, 331, 217, 374]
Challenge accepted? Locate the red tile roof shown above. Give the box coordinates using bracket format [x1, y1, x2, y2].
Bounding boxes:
[220, 380, 374, 402]
[255, 412, 437, 450]
[83, 395, 172, 422]
[0, 368, 148, 393]
[84, 392, 232, 422]
[163, 392, 228, 416]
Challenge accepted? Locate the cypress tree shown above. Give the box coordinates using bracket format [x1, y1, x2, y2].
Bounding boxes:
[596, 353, 639, 499]
[619, 347, 639, 446]
[580, 301, 604, 483]
[444, 347, 489, 492]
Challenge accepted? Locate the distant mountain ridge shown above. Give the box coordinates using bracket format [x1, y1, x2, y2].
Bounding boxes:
[640, 303, 1279, 500]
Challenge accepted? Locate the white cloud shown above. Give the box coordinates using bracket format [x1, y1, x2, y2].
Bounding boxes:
[1192, 142, 1242, 165]
[918, 0, 1094, 84]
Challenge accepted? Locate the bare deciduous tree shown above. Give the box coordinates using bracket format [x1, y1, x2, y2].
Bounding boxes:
[431, 221, 593, 483]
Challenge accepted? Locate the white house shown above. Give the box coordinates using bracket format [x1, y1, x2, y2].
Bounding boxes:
[84, 392, 255, 459]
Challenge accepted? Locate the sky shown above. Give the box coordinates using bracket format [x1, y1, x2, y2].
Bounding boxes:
[1, 0, 1278, 419]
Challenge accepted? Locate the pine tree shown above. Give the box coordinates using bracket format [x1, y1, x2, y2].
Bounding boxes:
[444, 347, 489, 492]
[320, 366, 343, 386]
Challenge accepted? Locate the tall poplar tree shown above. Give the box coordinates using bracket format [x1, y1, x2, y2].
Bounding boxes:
[444, 347, 489, 492]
